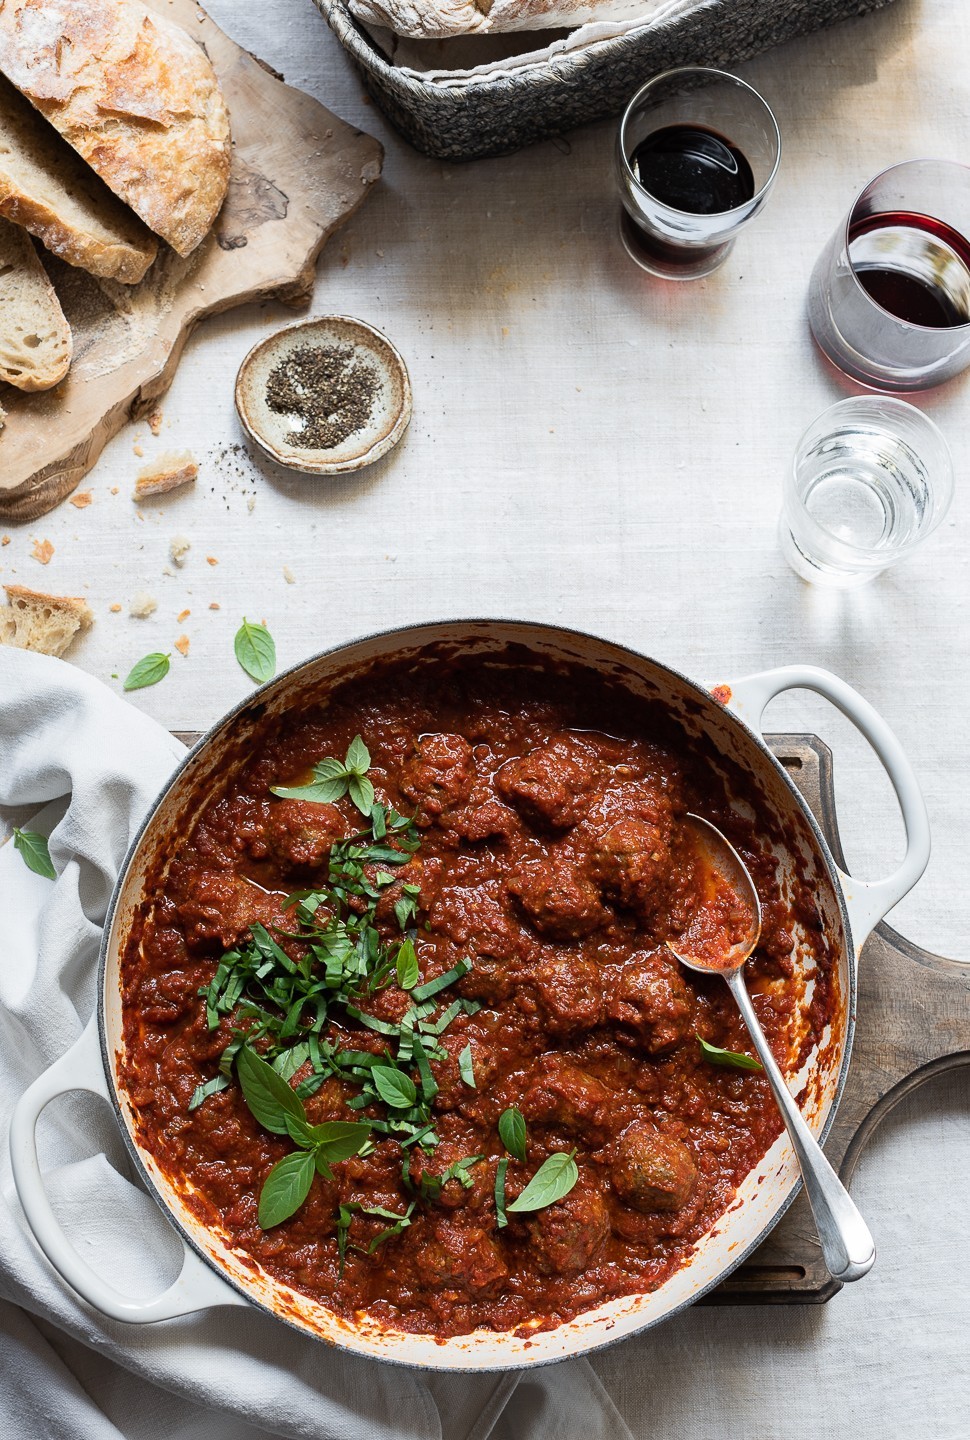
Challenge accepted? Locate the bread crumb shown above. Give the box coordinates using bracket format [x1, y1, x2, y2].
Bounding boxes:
[31, 539, 54, 565]
[209, 601, 220, 610]
[134, 451, 198, 500]
[174, 634, 190, 656]
[170, 535, 191, 567]
[129, 591, 157, 619]
[206, 555, 218, 566]
[147, 407, 164, 436]
[1, 535, 9, 546]
[247, 497, 256, 513]
[282, 566, 296, 584]
[133, 443, 144, 458]
[177, 608, 190, 622]
[109, 603, 122, 613]
[110, 486, 119, 495]
[69, 491, 93, 509]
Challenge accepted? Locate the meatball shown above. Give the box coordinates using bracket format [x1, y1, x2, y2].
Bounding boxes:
[522, 1060, 614, 1143]
[262, 799, 346, 870]
[495, 741, 596, 830]
[173, 870, 287, 948]
[430, 1031, 499, 1110]
[589, 818, 673, 924]
[606, 952, 694, 1054]
[530, 954, 605, 1037]
[526, 1180, 610, 1276]
[412, 1221, 508, 1298]
[430, 883, 535, 997]
[509, 855, 604, 940]
[611, 1122, 697, 1212]
[407, 1141, 485, 1208]
[400, 733, 474, 817]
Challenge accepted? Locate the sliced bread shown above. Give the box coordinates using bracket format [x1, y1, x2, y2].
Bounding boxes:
[0, 0, 231, 258]
[0, 583, 93, 656]
[0, 74, 157, 284]
[0, 217, 71, 390]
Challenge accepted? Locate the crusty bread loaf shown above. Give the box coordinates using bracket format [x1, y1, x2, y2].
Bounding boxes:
[0, 0, 231, 258]
[0, 73, 157, 283]
[0, 582, 93, 655]
[0, 216, 71, 390]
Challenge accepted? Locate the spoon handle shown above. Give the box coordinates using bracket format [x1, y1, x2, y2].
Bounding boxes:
[725, 968, 876, 1284]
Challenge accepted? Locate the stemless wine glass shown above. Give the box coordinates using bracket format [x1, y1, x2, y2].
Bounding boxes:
[779, 397, 954, 588]
[615, 67, 781, 280]
[808, 160, 970, 390]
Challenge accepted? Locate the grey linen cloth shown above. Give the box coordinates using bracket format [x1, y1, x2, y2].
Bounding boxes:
[0, 648, 633, 1440]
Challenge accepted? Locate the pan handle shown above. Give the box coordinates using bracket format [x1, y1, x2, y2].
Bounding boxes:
[9, 1017, 248, 1323]
[721, 665, 930, 947]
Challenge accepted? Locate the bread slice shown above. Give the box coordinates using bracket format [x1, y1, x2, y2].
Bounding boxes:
[0, 74, 157, 284]
[0, 217, 71, 390]
[0, 583, 93, 656]
[0, 0, 231, 258]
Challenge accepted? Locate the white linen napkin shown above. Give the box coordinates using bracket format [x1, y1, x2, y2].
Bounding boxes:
[0, 648, 633, 1440]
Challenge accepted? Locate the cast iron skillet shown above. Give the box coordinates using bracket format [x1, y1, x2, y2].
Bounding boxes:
[10, 620, 930, 1370]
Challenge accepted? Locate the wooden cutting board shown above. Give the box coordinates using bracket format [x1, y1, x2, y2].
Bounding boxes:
[0, 0, 383, 522]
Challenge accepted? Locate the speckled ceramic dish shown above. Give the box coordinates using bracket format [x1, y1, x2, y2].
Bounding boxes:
[235, 315, 411, 475]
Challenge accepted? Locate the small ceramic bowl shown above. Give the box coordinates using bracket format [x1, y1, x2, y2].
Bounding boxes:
[235, 316, 411, 475]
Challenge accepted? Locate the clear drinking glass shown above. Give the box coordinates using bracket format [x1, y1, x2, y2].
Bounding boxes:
[615, 67, 781, 280]
[808, 160, 970, 390]
[779, 397, 954, 588]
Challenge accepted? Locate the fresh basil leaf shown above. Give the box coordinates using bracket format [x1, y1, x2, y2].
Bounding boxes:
[697, 1035, 763, 1072]
[458, 1043, 476, 1089]
[372, 1065, 417, 1109]
[347, 773, 375, 817]
[258, 1148, 316, 1228]
[284, 1113, 318, 1149]
[234, 618, 276, 684]
[123, 652, 170, 692]
[188, 1074, 231, 1111]
[237, 1044, 307, 1135]
[12, 827, 55, 879]
[396, 938, 419, 991]
[310, 1121, 372, 1166]
[495, 1156, 509, 1229]
[507, 1150, 578, 1214]
[345, 736, 371, 774]
[271, 776, 348, 804]
[498, 1106, 527, 1163]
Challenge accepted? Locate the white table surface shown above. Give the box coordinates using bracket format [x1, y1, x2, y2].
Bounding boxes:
[2, 0, 967, 1432]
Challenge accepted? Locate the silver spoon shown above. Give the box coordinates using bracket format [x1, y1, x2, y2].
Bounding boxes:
[667, 813, 875, 1284]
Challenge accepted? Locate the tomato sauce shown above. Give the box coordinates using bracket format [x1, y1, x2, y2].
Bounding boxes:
[120, 654, 835, 1338]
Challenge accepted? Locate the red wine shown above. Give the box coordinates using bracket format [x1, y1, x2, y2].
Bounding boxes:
[849, 211, 970, 328]
[630, 124, 756, 214]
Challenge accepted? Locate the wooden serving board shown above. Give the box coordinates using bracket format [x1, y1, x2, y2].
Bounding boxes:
[0, 0, 383, 522]
[171, 727, 970, 1305]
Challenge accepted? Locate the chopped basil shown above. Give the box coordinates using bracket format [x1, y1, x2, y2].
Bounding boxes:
[506, 1150, 578, 1214]
[11, 827, 55, 879]
[188, 1074, 231, 1111]
[495, 1156, 509, 1229]
[458, 1043, 476, 1089]
[412, 959, 471, 1003]
[234, 619, 276, 684]
[697, 1034, 763, 1072]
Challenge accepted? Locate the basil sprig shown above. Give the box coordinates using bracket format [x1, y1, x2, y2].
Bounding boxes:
[12, 827, 55, 879]
[498, 1106, 527, 1163]
[124, 652, 170, 691]
[271, 735, 375, 816]
[697, 1034, 763, 1072]
[233, 1046, 372, 1228]
[234, 619, 276, 684]
[507, 1150, 578, 1214]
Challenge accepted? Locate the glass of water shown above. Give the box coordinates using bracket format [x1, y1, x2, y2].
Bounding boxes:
[779, 397, 953, 588]
[808, 160, 970, 390]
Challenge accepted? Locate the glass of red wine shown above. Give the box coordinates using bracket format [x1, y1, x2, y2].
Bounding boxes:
[808, 160, 970, 390]
[615, 67, 781, 280]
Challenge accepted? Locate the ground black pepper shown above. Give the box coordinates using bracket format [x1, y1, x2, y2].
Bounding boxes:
[265, 343, 380, 450]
